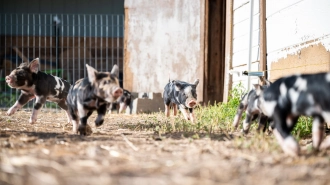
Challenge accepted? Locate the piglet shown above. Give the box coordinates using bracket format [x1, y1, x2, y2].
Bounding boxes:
[258, 72, 330, 156]
[108, 89, 132, 114]
[66, 64, 123, 135]
[232, 76, 273, 134]
[163, 79, 199, 122]
[5, 58, 71, 124]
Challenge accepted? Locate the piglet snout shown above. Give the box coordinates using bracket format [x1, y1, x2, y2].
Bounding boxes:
[5, 75, 13, 83]
[188, 100, 197, 107]
[112, 88, 123, 99]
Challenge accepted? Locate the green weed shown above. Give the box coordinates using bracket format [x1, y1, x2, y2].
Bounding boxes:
[119, 83, 313, 140]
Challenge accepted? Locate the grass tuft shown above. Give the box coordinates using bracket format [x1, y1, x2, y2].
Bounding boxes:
[119, 83, 313, 140]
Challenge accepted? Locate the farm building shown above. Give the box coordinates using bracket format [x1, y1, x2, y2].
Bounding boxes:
[124, 0, 330, 105]
[1, 0, 330, 108]
[0, 0, 125, 108]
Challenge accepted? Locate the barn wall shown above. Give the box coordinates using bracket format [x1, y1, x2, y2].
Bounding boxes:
[230, 0, 330, 92]
[266, 0, 330, 81]
[231, 0, 261, 89]
[124, 0, 205, 102]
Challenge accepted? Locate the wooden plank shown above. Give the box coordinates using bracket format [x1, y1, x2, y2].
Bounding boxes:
[12, 46, 29, 63]
[223, 0, 233, 102]
[259, 0, 267, 82]
[202, 0, 209, 104]
[123, 8, 133, 91]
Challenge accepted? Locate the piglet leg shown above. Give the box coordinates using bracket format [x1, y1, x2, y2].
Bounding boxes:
[312, 117, 324, 150]
[7, 101, 23, 116]
[7, 93, 34, 116]
[57, 99, 71, 124]
[273, 111, 300, 157]
[242, 112, 253, 134]
[233, 93, 248, 129]
[188, 108, 195, 123]
[118, 102, 127, 114]
[179, 107, 190, 121]
[320, 136, 330, 150]
[165, 104, 170, 117]
[95, 104, 107, 127]
[173, 104, 178, 116]
[29, 96, 46, 124]
[77, 102, 93, 135]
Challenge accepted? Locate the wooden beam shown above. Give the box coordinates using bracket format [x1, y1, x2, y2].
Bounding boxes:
[223, 0, 233, 102]
[259, 0, 267, 82]
[202, 0, 209, 104]
[12, 46, 29, 63]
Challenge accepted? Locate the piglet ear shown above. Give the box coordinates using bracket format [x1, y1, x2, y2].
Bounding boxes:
[193, 79, 199, 86]
[173, 81, 182, 91]
[111, 64, 119, 78]
[253, 84, 262, 96]
[29, 58, 40, 74]
[86, 64, 98, 84]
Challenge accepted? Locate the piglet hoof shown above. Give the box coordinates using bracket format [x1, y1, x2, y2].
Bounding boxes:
[29, 118, 37, 124]
[86, 124, 93, 136]
[78, 125, 87, 136]
[241, 129, 249, 135]
[282, 136, 300, 157]
[72, 126, 78, 134]
[78, 124, 93, 136]
[320, 137, 330, 150]
[6, 109, 15, 116]
[95, 119, 104, 127]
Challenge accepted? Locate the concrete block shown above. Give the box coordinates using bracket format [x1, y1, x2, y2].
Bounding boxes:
[125, 92, 164, 114]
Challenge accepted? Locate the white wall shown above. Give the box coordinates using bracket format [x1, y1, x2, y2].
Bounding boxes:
[124, 0, 204, 101]
[266, 0, 330, 77]
[231, 0, 330, 89]
[231, 0, 261, 89]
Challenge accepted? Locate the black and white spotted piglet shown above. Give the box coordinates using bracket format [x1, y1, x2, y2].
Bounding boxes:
[5, 58, 71, 124]
[108, 89, 132, 114]
[66, 64, 123, 135]
[163, 79, 199, 122]
[233, 76, 273, 134]
[257, 72, 330, 156]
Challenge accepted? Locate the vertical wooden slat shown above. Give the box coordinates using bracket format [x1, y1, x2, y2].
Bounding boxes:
[203, 0, 209, 104]
[259, 0, 267, 82]
[223, 0, 233, 102]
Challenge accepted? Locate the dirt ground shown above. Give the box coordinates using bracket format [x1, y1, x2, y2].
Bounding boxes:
[1, 110, 330, 185]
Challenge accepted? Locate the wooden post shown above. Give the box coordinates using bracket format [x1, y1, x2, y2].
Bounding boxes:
[259, 0, 267, 82]
[223, 0, 233, 102]
[202, 0, 209, 104]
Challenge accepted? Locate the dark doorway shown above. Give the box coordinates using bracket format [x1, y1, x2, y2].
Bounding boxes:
[204, 0, 226, 104]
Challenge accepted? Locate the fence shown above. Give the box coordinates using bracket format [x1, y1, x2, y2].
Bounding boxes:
[0, 13, 124, 109]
